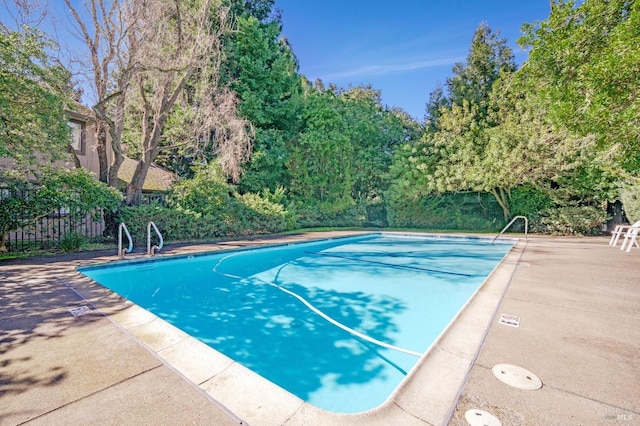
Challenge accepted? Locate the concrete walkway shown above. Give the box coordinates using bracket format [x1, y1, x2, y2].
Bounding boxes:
[449, 236, 640, 425]
[1, 233, 639, 425]
[0, 249, 242, 425]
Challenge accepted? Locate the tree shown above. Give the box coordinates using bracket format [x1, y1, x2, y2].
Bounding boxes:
[62, 0, 134, 187]
[59, 0, 253, 204]
[518, 0, 640, 173]
[286, 84, 420, 225]
[338, 85, 415, 202]
[227, 0, 275, 22]
[120, 0, 253, 204]
[392, 72, 593, 222]
[287, 91, 353, 204]
[446, 22, 516, 122]
[219, 13, 303, 194]
[0, 168, 123, 251]
[0, 25, 72, 171]
[424, 82, 449, 132]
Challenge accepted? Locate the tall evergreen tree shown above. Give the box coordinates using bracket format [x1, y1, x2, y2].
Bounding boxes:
[424, 82, 449, 132]
[220, 11, 303, 193]
[446, 22, 516, 121]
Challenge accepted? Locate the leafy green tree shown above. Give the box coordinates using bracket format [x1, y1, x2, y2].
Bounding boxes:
[339, 86, 415, 202]
[286, 85, 419, 225]
[0, 25, 72, 170]
[518, 0, 640, 172]
[391, 73, 592, 222]
[392, 20, 608, 224]
[287, 92, 353, 203]
[0, 168, 123, 251]
[226, 0, 275, 21]
[619, 181, 640, 222]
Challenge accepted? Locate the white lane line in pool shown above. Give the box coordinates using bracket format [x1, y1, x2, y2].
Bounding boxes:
[212, 262, 423, 358]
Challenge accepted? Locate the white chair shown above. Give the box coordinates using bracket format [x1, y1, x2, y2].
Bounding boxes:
[620, 225, 640, 252]
[609, 220, 640, 246]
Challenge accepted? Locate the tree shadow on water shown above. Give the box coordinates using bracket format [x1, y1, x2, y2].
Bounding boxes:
[148, 274, 410, 403]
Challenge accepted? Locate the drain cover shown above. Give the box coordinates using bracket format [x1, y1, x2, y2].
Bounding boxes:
[492, 364, 542, 390]
[465, 409, 501, 426]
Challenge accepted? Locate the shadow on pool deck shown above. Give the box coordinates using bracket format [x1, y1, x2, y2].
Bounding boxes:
[0, 233, 638, 425]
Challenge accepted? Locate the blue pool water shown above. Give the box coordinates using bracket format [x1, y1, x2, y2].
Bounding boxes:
[79, 233, 514, 413]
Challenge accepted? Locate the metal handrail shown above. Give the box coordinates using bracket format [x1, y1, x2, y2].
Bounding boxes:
[492, 215, 528, 243]
[118, 222, 133, 259]
[147, 221, 164, 256]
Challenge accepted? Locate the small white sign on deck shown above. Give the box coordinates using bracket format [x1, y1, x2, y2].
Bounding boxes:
[499, 313, 520, 327]
[69, 305, 92, 317]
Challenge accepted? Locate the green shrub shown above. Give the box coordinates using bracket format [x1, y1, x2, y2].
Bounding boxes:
[510, 185, 554, 222]
[119, 193, 293, 244]
[536, 205, 607, 235]
[295, 198, 366, 228]
[386, 192, 502, 231]
[59, 232, 87, 252]
[619, 182, 640, 222]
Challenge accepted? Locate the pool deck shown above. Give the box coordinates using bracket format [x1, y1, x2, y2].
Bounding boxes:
[1, 232, 639, 425]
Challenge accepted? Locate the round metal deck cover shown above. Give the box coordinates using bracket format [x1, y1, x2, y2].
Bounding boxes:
[491, 363, 542, 390]
[464, 409, 501, 426]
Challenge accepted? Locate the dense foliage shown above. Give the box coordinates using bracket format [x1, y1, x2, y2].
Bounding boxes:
[518, 0, 640, 172]
[119, 162, 291, 244]
[0, 26, 72, 170]
[0, 168, 123, 251]
[389, 2, 638, 234]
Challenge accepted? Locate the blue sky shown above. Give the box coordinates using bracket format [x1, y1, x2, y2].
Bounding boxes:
[274, 1, 552, 121]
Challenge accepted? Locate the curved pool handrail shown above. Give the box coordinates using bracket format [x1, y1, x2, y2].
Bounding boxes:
[147, 221, 164, 256]
[492, 215, 528, 243]
[118, 222, 133, 259]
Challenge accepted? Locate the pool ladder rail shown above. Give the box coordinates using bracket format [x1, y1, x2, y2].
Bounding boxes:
[492, 215, 528, 243]
[118, 222, 133, 259]
[117, 221, 164, 258]
[147, 221, 164, 256]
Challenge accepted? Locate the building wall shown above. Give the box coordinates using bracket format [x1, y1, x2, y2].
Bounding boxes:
[67, 110, 113, 180]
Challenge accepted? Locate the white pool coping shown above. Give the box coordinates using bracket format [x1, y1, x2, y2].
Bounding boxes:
[72, 233, 525, 425]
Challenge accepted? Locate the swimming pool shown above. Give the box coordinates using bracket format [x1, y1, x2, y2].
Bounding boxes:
[79, 233, 515, 413]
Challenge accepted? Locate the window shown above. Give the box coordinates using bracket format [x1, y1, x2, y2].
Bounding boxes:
[69, 120, 86, 155]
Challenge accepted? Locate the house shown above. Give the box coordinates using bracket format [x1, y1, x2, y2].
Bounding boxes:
[0, 105, 175, 251]
[66, 105, 175, 195]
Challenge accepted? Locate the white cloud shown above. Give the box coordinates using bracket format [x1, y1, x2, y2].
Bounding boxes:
[323, 56, 465, 81]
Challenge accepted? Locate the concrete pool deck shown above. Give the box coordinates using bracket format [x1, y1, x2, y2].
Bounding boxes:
[1, 232, 639, 425]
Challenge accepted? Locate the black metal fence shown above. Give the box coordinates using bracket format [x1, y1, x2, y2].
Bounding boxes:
[4, 209, 106, 252]
[1, 186, 107, 252]
[1, 184, 170, 252]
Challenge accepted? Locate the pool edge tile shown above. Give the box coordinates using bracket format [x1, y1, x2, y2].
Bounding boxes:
[157, 337, 235, 385]
[127, 317, 191, 352]
[200, 362, 304, 426]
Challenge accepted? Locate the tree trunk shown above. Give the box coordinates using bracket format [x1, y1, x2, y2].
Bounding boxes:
[0, 232, 8, 252]
[491, 187, 511, 222]
[125, 157, 152, 205]
[95, 119, 110, 184]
